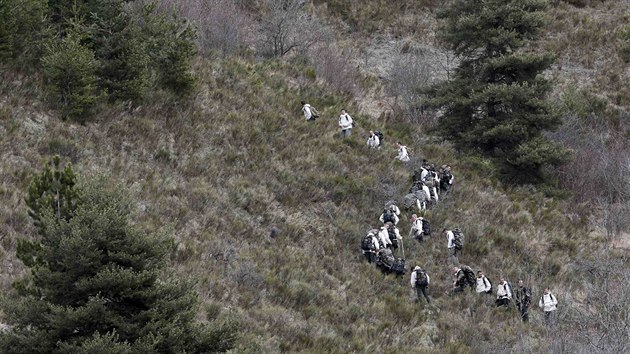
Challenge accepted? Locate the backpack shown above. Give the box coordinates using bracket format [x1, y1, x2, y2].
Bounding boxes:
[422, 219, 431, 236]
[484, 277, 493, 294]
[374, 131, 384, 143]
[424, 177, 435, 188]
[403, 193, 418, 209]
[442, 170, 452, 183]
[391, 258, 406, 275]
[521, 287, 531, 305]
[388, 227, 398, 248]
[462, 266, 476, 286]
[414, 189, 428, 202]
[453, 229, 464, 250]
[415, 270, 428, 287]
[382, 208, 395, 224]
[310, 106, 320, 118]
[361, 233, 375, 251]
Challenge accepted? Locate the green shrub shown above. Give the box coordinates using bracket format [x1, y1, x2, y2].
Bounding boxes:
[142, 4, 197, 97]
[41, 32, 100, 122]
[39, 138, 79, 162]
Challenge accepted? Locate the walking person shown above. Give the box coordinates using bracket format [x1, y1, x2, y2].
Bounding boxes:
[410, 266, 431, 304]
[440, 165, 454, 194]
[444, 229, 459, 264]
[377, 223, 392, 249]
[338, 109, 353, 138]
[495, 278, 513, 308]
[301, 101, 319, 121]
[515, 280, 532, 322]
[475, 271, 492, 294]
[539, 288, 558, 326]
[409, 214, 424, 242]
[451, 265, 475, 295]
[360, 229, 380, 263]
[367, 131, 380, 148]
[395, 142, 410, 162]
[379, 204, 401, 225]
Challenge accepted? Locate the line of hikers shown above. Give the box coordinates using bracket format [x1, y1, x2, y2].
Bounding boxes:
[448, 265, 559, 325]
[405, 160, 454, 212]
[301, 102, 421, 164]
[359, 174, 557, 325]
[359, 156, 455, 276]
[360, 203, 434, 276]
[304, 101, 559, 326]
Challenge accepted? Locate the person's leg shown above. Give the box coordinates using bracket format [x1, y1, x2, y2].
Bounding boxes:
[415, 286, 422, 302]
[421, 286, 431, 303]
[544, 311, 551, 325]
[522, 307, 529, 322]
[347, 128, 351, 137]
[449, 248, 459, 264]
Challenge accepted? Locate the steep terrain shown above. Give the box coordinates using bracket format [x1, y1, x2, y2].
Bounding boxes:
[1, 0, 629, 352]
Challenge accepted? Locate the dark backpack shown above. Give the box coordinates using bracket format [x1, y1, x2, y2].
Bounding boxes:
[453, 229, 464, 250]
[442, 170, 452, 181]
[422, 219, 431, 236]
[391, 258, 405, 275]
[374, 131, 384, 143]
[382, 208, 395, 223]
[388, 227, 398, 248]
[521, 287, 531, 305]
[361, 233, 375, 251]
[415, 270, 428, 287]
[484, 277, 493, 294]
[403, 193, 418, 209]
[462, 266, 476, 287]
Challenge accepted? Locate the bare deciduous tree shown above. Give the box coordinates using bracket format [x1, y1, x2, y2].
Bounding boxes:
[258, 0, 327, 57]
[310, 45, 363, 96]
[388, 50, 434, 124]
[551, 112, 630, 239]
[158, 0, 253, 58]
[553, 254, 630, 353]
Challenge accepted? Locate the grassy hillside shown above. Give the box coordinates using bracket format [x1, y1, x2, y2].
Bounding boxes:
[0, 54, 611, 352]
[1, 0, 629, 352]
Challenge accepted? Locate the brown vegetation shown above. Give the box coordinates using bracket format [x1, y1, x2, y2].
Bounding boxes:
[1, 0, 629, 351]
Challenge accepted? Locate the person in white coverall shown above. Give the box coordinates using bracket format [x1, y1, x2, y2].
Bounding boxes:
[395, 142, 410, 162]
[539, 288, 558, 326]
[339, 109, 353, 138]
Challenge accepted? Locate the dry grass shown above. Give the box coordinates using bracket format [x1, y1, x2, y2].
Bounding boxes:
[0, 53, 613, 351]
[1, 1, 628, 348]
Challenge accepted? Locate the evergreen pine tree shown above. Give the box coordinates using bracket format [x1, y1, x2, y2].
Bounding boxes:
[0, 0, 49, 68]
[429, 0, 569, 182]
[0, 0, 17, 62]
[41, 28, 100, 121]
[24, 155, 79, 235]
[141, 4, 197, 97]
[87, 0, 150, 102]
[1, 178, 237, 353]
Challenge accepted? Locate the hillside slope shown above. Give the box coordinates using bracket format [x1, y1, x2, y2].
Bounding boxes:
[1, 54, 611, 352]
